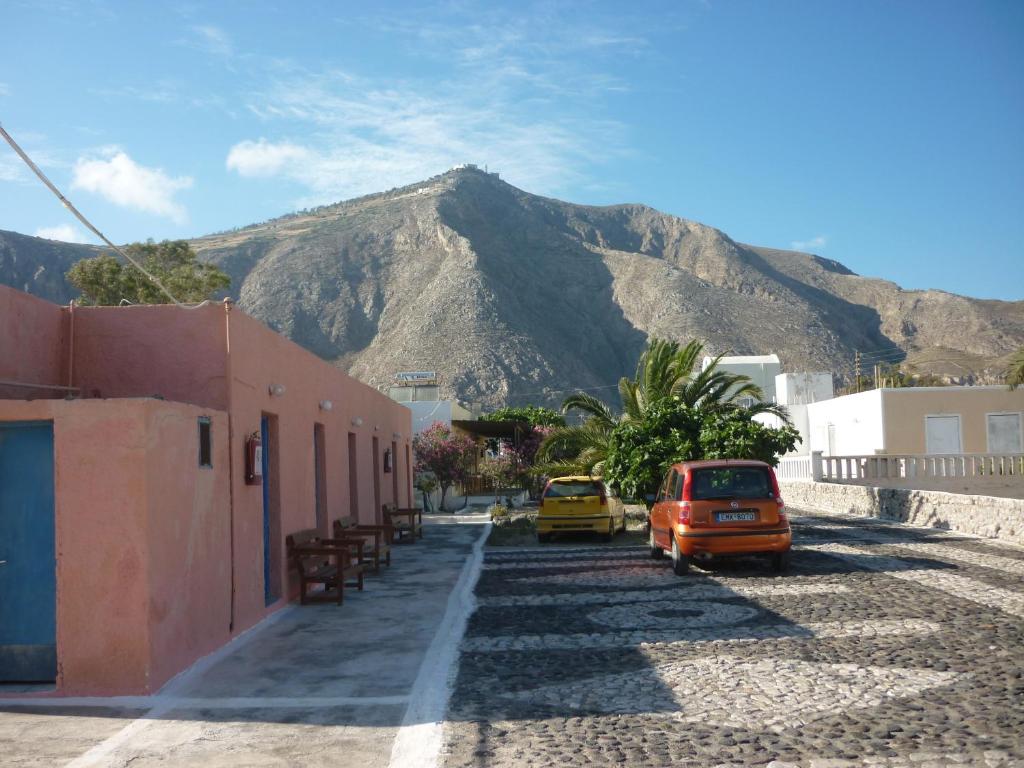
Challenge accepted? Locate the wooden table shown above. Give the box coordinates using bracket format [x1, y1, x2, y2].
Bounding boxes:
[385, 507, 424, 542]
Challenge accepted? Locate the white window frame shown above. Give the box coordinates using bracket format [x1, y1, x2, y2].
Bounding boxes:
[924, 413, 963, 455]
[985, 411, 1024, 454]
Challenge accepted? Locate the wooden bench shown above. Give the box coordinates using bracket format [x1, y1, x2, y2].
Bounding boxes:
[286, 529, 365, 605]
[383, 504, 424, 543]
[333, 516, 393, 572]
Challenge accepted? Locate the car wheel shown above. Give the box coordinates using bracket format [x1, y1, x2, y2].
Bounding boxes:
[649, 529, 664, 559]
[771, 550, 791, 573]
[671, 537, 690, 576]
[603, 518, 614, 542]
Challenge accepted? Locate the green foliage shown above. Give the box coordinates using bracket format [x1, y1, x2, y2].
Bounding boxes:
[1006, 348, 1024, 390]
[66, 240, 230, 305]
[698, 410, 801, 466]
[537, 337, 791, 481]
[604, 400, 800, 501]
[604, 400, 701, 500]
[481, 406, 566, 427]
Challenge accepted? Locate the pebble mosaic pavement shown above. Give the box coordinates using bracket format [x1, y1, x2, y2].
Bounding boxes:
[441, 513, 1024, 767]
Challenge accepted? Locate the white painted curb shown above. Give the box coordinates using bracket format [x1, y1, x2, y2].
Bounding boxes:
[388, 520, 492, 768]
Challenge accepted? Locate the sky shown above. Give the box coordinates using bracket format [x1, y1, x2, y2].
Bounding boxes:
[1, 0, 1021, 300]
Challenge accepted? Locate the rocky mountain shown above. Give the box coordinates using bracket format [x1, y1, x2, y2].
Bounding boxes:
[3, 167, 1022, 408]
[0, 229, 100, 304]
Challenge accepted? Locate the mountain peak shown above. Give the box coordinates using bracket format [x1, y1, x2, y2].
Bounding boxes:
[2, 173, 1021, 405]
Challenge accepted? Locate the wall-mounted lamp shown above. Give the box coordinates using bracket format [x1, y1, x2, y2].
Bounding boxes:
[351, 416, 363, 427]
[319, 399, 333, 411]
[268, 383, 286, 397]
[374, 424, 380, 431]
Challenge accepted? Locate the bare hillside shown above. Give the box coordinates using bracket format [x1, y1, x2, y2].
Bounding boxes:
[3, 167, 1022, 407]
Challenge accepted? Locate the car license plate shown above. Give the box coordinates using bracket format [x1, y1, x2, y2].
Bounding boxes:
[716, 511, 756, 523]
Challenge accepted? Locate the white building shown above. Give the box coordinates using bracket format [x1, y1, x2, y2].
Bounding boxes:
[387, 372, 476, 436]
[772, 372, 835, 455]
[804, 386, 1024, 456]
[706, 354, 782, 403]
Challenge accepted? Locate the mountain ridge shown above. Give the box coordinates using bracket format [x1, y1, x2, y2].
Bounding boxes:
[3, 166, 1022, 407]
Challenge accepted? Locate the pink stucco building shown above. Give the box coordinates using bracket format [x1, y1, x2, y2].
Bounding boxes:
[0, 285, 412, 695]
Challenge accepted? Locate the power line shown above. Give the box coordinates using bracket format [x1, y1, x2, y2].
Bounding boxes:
[0, 122, 200, 309]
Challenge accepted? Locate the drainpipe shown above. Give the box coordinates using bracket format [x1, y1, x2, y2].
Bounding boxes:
[223, 298, 236, 633]
[67, 299, 75, 389]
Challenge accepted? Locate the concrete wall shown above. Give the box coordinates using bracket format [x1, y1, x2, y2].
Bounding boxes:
[776, 372, 833, 406]
[409, 400, 454, 435]
[0, 286, 67, 397]
[881, 387, 1024, 454]
[708, 355, 781, 403]
[225, 308, 413, 633]
[780, 479, 1024, 545]
[0, 286, 413, 693]
[0, 399, 231, 695]
[70, 302, 229, 410]
[806, 389, 885, 455]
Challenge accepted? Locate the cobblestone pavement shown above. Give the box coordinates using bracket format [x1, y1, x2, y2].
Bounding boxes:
[442, 512, 1024, 768]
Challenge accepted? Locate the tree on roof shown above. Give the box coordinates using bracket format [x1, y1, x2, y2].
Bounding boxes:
[66, 240, 230, 305]
[481, 405, 566, 427]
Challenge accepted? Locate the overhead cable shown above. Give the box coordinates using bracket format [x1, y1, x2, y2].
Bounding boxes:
[0, 122, 201, 308]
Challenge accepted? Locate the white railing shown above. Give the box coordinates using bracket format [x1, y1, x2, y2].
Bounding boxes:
[776, 454, 816, 481]
[777, 451, 1024, 495]
[820, 453, 1024, 483]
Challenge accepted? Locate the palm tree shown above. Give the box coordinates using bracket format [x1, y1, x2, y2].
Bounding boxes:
[1007, 348, 1024, 390]
[536, 338, 789, 475]
[619, 338, 789, 421]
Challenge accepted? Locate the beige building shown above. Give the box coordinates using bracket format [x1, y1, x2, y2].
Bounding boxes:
[805, 386, 1024, 456]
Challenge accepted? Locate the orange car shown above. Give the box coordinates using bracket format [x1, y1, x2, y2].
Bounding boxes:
[648, 459, 791, 575]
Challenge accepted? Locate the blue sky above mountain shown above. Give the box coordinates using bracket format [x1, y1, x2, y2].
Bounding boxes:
[1, 0, 1021, 299]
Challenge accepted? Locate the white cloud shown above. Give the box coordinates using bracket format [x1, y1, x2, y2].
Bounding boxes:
[71, 149, 193, 223]
[226, 139, 311, 177]
[790, 235, 827, 252]
[191, 24, 233, 57]
[227, 68, 628, 205]
[34, 223, 89, 243]
[0, 82, 9, 97]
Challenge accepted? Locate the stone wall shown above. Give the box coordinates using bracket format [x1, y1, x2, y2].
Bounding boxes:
[780, 480, 1024, 546]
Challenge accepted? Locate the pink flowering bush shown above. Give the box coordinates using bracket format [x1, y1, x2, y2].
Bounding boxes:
[413, 422, 477, 510]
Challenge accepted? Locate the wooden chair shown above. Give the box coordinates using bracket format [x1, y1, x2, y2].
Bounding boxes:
[286, 529, 365, 605]
[333, 516, 393, 572]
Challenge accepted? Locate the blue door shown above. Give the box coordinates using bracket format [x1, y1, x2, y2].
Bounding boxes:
[261, 416, 272, 605]
[0, 421, 56, 682]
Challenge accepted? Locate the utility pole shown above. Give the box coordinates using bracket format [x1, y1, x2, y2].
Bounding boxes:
[854, 351, 861, 392]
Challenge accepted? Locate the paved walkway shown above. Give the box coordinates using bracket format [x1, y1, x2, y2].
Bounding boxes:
[7, 511, 1024, 767]
[444, 512, 1024, 767]
[0, 514, 490, 768]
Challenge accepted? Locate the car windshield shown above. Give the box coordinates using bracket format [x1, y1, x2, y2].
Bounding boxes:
[690, 468, 773, 500]
[545, 481, 602, 498]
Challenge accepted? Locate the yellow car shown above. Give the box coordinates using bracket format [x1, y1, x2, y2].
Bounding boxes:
[537, 476, 626, 543]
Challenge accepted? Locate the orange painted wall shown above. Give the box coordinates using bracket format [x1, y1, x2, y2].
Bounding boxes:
[224, 308, 413, 631]
[0, 286, 67, 396]
[0, 286, 412, 692]
[70, 302, 228, 410]
[0, 398, 231, 695]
